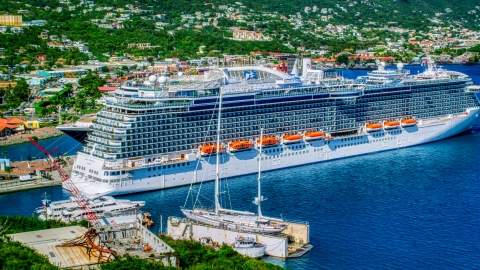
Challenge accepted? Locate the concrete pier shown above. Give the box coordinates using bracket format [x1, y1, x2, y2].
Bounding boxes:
[167, 216, 312, 258]
[0, 157, 73, 194]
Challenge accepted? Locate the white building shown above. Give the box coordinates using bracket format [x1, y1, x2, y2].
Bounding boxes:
[233, 30, 269, 41]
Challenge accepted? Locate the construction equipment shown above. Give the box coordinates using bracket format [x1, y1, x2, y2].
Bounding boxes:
[28, 138, 117, 262]
[28, 138, 101, 226]
[276, 46, 288, 73]
[59, 228, 117, 262]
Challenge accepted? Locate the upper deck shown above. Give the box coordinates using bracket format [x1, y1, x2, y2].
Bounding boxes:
[102, 62, 471, 114]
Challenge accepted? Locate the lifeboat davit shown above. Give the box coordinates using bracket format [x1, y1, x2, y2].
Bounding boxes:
[200, 144, 225, 156]
[366, 123, 383, 132]
[401, 119, 417, 127]
[305, 131, 324, 141]
[283, 134, 303, 144]
[256, 137, 280, 147]
[383, 121, 400, 129]
[229, 141, 254, 152]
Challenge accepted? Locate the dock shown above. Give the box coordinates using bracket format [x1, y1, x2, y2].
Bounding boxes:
[0, 158, 73, 194]
[167, 216, 312, 258]
[9, 221, 176, 269]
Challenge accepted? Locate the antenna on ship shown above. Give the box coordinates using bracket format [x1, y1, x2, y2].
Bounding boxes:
[41, 192, 50, 221]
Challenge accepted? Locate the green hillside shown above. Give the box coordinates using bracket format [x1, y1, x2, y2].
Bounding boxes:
[211, 0, 479, 29]
[0, 0, 478, 67]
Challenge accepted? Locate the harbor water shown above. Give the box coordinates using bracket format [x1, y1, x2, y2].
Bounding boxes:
[0, 65, 480, 269]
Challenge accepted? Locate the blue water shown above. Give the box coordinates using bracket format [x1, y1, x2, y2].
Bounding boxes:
[0, 65, 480, 269]
[0, 135, 82, 161]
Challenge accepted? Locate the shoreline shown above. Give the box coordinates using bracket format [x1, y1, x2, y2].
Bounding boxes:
[0, 129, 64, 147]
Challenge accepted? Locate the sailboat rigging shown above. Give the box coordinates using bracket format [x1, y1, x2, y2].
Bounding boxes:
[181, 88, 286, 233]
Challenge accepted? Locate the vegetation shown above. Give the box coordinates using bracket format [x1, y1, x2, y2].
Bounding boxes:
[0, 78, 31, 109]
[160, 235, 283, 270]
[0, 216, 88, 270]
[0, 240, 60, 270]
[0, 216, 88, 234]
[0, 0, 476, 68]
[0, 217, 284, 270]
[99, 254, 175, 270]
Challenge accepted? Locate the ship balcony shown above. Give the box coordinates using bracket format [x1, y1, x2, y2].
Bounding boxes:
[329, 90, 362, 99]
[99, 114, 137, 122]
[85, 139, 123, 148]
[84, 145, 122, 154]
[114, 129, 127, 134]
[108, 141, 122, 147]
[93, 120, 132, 129]
[105, 100, 193, 109]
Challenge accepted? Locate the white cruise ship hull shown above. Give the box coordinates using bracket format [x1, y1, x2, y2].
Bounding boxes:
[68, 109, 479, 196]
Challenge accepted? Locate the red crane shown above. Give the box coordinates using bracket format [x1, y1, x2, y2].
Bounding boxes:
[28, 138, 101, 226]
[276, 46, 288, 73]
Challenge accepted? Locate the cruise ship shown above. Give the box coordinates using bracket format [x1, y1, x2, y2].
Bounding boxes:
[68, 58, 480, 196]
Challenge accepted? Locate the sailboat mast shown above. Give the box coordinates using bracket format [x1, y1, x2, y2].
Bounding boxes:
[257, 128, 263, 218]
[215, 88, 223, 215]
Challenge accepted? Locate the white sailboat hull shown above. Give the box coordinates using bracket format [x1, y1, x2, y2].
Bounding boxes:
[181, 209, 285, 233]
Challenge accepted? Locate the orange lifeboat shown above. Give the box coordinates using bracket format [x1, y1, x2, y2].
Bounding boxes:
[228, 140, 254, 152]
[200, 144, 225, 156]
[256, 137, 280, 147]
[305, 131, 324, 141]
[383, 121, 400, 130]
[366, 123, 383, 132]
[401, 118, 417, 127]
[282, 134, 303, 144]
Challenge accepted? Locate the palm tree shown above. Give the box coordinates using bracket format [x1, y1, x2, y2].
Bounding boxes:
[4, 167, 11, 180]
[1, 151, 9, 179]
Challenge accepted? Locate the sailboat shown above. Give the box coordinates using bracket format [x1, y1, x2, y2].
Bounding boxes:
[181, 90, 286, 234]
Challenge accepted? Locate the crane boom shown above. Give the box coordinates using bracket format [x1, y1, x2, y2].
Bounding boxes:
[28, 138, 101, 226]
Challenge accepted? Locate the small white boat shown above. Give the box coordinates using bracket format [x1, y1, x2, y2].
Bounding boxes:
[232, 236, 266, 258]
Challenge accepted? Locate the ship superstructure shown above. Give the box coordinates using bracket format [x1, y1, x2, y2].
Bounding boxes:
[69, 59, 480, 196]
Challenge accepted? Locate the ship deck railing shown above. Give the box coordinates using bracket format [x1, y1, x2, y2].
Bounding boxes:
[96, 78, 471, 114]
[92, 120, 132, 129]
[105, 100, 193, 109]
[170, 216, 290, 239]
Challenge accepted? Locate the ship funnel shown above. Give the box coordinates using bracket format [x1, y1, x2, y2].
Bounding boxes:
[302, 58, 312, 77]
[292, 59, 299, 77]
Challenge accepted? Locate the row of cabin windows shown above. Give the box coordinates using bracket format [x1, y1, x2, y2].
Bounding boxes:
[97, 91, 474, 136]
[147, 162, 190, 171]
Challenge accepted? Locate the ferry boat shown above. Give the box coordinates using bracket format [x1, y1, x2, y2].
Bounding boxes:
[67, 58, 480, 196]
